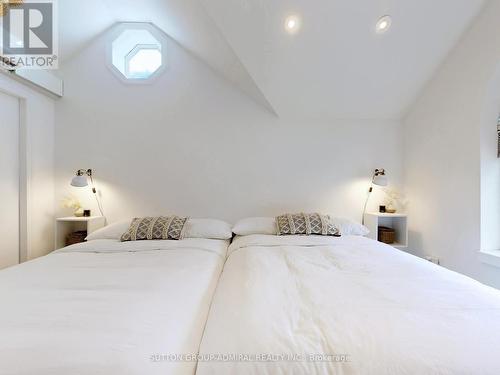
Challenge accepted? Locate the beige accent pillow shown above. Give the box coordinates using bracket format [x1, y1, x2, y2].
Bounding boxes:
[276, 213, 340, 236]
[121, 216, 187, 242]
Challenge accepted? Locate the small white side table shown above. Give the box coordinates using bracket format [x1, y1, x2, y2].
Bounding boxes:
[55, 216, 106, 249]
[363, 212, 408, 250]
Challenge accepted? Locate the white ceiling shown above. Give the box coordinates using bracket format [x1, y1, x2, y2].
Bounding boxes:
[59, 0, 485, 120]
[58, 0, 274, 112]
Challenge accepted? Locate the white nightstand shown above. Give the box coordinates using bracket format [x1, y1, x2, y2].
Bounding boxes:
[364, 212, 408, 250]
[55, 216, 106, 249]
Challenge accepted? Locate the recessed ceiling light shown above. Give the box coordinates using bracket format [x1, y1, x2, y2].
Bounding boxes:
[375, 15, 392, 34]
[284, 15, 301, 34]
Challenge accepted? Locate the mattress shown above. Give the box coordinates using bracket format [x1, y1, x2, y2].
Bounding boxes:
[197, 234, 500, 375]
[0, 238, 228, 375]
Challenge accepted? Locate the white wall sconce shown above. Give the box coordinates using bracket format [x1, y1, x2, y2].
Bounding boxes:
[70, 169, 104, 217]
[362, 168, 388, 224]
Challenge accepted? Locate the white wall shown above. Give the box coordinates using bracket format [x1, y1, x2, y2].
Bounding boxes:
[55, 28, 403, 224]
[0, 73, 55, 260]
[403, 0, 500, 288]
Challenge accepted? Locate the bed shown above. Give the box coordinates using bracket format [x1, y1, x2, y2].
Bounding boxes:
[197, 234, 500, 374]
[0, 237, 229, 375]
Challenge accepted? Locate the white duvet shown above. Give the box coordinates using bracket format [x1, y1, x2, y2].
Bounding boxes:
[0, 238, 228, 375]
[197, 235, 500, 375]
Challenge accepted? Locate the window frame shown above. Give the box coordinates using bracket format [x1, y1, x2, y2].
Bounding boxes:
[106, 22, 168, 85]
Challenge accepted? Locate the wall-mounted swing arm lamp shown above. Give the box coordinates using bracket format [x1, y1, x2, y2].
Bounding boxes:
[70, 169, 105, 217]
[362, 168, 388, 224]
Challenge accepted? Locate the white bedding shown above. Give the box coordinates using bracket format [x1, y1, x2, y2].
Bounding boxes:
[0, 238, 228, 375]
[197, 235, 500, 375]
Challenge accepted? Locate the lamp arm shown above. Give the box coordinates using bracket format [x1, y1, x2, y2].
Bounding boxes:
[89, 174, 105, 217]
[361, 183, 373, 225]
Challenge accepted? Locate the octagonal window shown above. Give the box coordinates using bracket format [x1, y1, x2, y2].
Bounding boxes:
[108, 23, 167, 83]
[126, 45, 162, 79]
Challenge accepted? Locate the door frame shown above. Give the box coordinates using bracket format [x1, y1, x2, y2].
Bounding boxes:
[0, 87, 28, 263]
[19, 98, 28, 263]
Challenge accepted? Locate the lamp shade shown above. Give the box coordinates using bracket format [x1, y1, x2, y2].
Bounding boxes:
[373, 174, 388, 187]
[71, 175, 88, 187]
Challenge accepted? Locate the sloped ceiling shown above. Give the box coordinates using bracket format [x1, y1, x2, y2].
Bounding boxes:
[59, 0, 485, 120]
[58, 0, 275, 113]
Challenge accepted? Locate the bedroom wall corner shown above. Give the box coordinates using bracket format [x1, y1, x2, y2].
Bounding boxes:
[402, 0, 500, 288]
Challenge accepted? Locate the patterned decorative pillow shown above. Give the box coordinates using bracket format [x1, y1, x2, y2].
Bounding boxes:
[276, 213, 340, 236]
[121, 216, 188, 242]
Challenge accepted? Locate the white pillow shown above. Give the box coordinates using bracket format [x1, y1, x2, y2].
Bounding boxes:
[86, 218, 232, 241]
[329, 217, 369, 236]
[182, 218, 232, 240]
[85, 219, 131, 241]
[232, 216, 369, 237]
[232, 217, 277, 236]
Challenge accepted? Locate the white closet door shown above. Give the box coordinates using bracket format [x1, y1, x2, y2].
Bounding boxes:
[0, 91, 19, 269]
